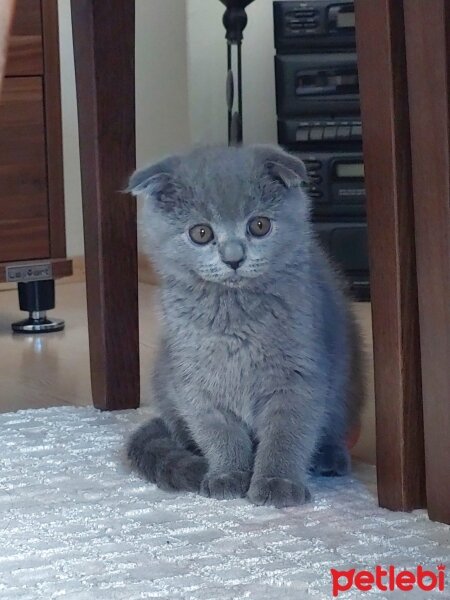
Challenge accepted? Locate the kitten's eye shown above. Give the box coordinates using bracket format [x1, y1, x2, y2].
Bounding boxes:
[189, 224, 214, 245]
[248, 216, 271, 237]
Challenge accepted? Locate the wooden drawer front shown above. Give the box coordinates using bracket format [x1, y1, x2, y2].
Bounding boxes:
[6, 0, 43, 76]
[0, 77, 49, 262]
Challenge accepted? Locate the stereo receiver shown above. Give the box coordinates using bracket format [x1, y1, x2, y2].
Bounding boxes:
[274, 0, 356, 52]
[278, 117, 362, 146]
[314, 221, 369, 297]
[294, 151, 365, 217]
[275, 53, 359, 116]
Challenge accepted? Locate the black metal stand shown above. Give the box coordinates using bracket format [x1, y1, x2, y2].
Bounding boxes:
[219, 0, 255, 145]
[12, 279, 65, 334]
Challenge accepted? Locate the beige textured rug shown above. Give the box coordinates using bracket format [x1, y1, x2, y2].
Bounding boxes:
[0, 406, 449, 599]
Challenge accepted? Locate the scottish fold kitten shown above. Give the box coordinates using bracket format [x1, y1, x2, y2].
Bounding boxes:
[127, 144, 364, 508]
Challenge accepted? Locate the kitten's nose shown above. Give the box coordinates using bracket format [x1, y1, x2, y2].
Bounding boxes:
[220, 240, 246, 270]
[224, 258, 244, 271]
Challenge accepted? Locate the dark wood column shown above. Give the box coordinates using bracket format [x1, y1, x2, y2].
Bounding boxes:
[404, 0, 450, 524]
[71, 0, 139, 410]
[355, 0, 425, 511]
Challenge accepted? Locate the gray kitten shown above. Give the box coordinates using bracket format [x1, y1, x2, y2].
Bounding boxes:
[127, 144, 364, 508]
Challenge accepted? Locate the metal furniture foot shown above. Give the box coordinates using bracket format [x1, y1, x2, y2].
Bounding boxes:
[12, 279, 65, 334]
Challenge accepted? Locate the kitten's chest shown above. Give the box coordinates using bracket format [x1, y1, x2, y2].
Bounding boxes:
[175, 325, 273, 417]
[166, 291, 295, 416]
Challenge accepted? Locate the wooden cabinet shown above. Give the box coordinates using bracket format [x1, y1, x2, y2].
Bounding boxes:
[0, 0, 72, 281]
[0, 77, 49, 261]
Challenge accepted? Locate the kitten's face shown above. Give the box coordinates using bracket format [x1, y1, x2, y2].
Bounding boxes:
[180, 212, 280, 287]
[131, 146, 311, 288]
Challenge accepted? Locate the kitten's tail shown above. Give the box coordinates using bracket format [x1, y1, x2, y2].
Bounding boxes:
[127, 418, 207, 492]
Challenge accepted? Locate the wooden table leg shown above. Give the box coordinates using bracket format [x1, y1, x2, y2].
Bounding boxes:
[71, 0, 139, 411]
[355, 0, 426, 511]
[404, 0, 450, 525]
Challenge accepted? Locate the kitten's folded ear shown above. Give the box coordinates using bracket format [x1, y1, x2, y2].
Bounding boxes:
[252, 144, 308, 189]
[126, 155, 181, 207]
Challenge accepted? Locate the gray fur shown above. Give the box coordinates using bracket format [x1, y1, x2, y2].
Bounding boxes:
[126, 144, 364, 508]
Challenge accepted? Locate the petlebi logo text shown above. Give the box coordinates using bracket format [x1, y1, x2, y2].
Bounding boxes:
[331, 564, 446, 596]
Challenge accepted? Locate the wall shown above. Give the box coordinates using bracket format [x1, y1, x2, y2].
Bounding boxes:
[57, 0, 191, 257]
[57, 0, 83, 257]
[135, 0, 191, 166]
[187, 0, 277, 146]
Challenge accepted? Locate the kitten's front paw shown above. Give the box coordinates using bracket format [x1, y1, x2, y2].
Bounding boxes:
[247, 476, 311, 508]
[200, 470, 251, 500]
